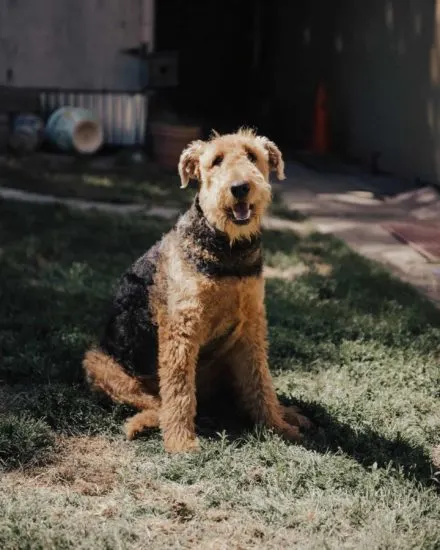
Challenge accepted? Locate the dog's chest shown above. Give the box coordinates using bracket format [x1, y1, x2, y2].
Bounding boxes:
[199, 276, 263, 346]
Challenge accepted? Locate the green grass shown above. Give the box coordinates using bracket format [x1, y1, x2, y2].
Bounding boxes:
[0, 199, 440, 549]
[0, 413, 55, 471]
[0, 155, 303, 220]
[0, 155, 194, 207]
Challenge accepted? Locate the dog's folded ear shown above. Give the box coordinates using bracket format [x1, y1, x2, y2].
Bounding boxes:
[256, 136, 285, 181]
[178, 140, 205, 188]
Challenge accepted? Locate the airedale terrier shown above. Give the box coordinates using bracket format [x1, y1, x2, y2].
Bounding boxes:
[83, 129, 312, 453]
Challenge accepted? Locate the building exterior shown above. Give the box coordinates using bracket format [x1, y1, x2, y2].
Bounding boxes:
[334, 0, 439, 183]
[0, 0, 154, 91]
[1, 0, 439, 184]
[269, 0, 440, 183]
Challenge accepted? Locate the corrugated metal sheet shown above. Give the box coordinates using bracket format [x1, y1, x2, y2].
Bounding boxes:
[40, 91, 148, 146]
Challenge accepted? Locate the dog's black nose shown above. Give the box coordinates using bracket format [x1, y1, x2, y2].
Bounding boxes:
[230, 181, 250, 199]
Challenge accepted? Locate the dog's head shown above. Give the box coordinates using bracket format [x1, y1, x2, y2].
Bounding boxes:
[178, 129, 285, 241]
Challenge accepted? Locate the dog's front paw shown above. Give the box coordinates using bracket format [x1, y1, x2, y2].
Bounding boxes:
[282, 405, 315, 431]
[277, 422, 303, 443]
[163, 434, 200, 454]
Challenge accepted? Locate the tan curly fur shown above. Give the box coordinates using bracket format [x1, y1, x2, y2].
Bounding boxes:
[83, 130, 312, 453]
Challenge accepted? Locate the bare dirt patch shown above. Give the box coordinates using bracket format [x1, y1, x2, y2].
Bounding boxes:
[6, 436, 133, 496]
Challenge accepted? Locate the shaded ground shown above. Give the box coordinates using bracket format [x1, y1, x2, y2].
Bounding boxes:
[0, 154, 300, 225]
[0, 154, 192, 207]
[0, 195, 439, 549]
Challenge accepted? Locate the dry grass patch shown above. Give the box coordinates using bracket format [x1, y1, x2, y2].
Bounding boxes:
[5, 436, 133, 496]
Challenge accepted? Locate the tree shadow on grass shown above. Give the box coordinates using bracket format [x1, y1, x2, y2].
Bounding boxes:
[3, 378, 435, 491]
[1, 203, 438, 484]
[194, 395, 436, 490]
[294, 398, 436, 489]
[263, 229, 440, 372]
[0, 201, 172, 470]
[264, 229, 440, 322]
[1, 156, 193, 207]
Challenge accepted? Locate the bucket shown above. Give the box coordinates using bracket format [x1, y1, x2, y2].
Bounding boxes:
[9, 113, 44, 153]
[45, 107, 103, 154]
[151, 122, 201, 171]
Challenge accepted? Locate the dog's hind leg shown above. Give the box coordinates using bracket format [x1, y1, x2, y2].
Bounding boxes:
[83, 348, 160, 438]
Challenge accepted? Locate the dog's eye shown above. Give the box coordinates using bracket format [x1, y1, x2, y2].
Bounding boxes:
[246, 149, 257, 163]
[211, 155, 223, 168]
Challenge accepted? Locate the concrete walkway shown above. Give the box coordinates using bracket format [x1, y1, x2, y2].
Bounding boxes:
[0, 186, 179, 219]
[279, 162, 440, 307]
[0, 184, 307, 234]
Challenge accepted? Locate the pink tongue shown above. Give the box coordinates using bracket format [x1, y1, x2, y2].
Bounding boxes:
[233, 203, 250, 220]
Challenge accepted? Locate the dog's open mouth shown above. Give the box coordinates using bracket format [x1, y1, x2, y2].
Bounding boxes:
[229, 203, 254, 225]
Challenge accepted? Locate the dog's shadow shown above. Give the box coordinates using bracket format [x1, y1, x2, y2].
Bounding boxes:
[195, 396, 435, 489]
[90, 384, 435, 489]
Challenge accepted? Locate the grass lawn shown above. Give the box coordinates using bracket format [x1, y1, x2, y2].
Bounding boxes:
[0, 154, 303, 222]
[0, 154, 193, 207]
[1, 197, 440, 549]
[0, 155, 301, 222]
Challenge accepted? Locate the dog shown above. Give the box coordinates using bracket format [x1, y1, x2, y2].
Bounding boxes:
[83, 128, 312, 453]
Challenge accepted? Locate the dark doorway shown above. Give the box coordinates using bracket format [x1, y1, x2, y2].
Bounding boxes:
[154, 0, 278, 136]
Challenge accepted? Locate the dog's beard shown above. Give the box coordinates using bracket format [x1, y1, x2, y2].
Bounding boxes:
[223, 205, 265, 243]
[199, 189, 270, 242]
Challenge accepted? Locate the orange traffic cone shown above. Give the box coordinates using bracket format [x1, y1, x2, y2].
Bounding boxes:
[311, 83, 329, 154]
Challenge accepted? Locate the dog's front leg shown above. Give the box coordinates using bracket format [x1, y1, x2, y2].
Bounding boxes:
[158, 322, 200, 453]
[231, 314, 303, 443]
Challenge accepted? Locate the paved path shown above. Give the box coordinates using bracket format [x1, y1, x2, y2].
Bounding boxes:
[279, 162, 440, 307]
[0, 186, 179, 218]
[0, 184, 306, 233]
